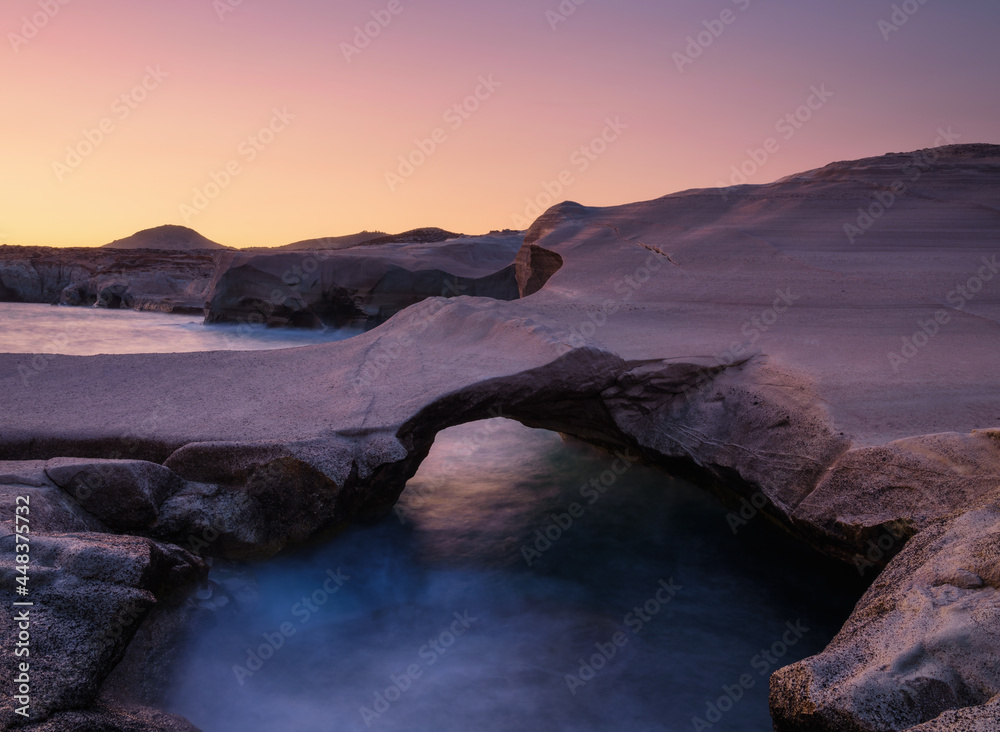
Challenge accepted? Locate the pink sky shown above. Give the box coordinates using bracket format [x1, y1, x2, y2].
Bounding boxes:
[2, 0, 998, 247]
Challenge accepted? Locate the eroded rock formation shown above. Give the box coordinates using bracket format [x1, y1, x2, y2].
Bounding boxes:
[0, 230, 526, 329]
[1, 145, 999, 729]
[202, 231, 524, 328]
[771, 495, 1000, 730]
[0, 246, 221, 314]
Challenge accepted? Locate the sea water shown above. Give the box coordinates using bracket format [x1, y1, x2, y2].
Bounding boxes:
[0, 302, 862, 731]
[0, 303, 361, 355]
[165, 419, 864, 732]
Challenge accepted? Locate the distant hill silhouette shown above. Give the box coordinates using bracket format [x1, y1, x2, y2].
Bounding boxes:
[358, 228, 461, 246]
[102, 225, 229, 250]
[272, 231, 388, 251]
[247, 228, 462, 252]
[99, 225, 463, 252]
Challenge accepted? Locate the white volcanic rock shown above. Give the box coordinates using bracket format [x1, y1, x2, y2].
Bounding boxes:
[771, 496, 1000, 731]
[0, 145, 999, 729]
[0, 245, 221, 313]
[203, 231, 523, 327]
[907, 696, 1000, 731]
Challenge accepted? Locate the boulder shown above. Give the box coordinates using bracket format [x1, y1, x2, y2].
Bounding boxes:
[0, 533, 205, 728]
[203, 231, 523, 328]
[44, 459, 184, 532]
[0, 462, 108, 534]
[771, 499, 1000, 731]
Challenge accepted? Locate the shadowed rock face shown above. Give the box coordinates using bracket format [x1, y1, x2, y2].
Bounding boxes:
[0, 465, 206, 731]
[0, 246, 222, 314]
[44, 459, 185, 533]
[1, 145, 1000, 730]
[0, 229, 529, 326]
[203, 231, 526, 328]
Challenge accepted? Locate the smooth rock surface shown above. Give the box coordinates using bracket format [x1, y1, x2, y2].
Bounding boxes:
[202, 231, 523, 328]
[1, 145, 999, 729]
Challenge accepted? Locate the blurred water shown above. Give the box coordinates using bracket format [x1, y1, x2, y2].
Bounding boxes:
[165, 419, 864, 732]
[0, 303, 362, 354]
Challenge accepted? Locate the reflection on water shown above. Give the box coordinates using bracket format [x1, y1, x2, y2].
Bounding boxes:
[0, 303, 361, 354]
[165, 419, 863, 732]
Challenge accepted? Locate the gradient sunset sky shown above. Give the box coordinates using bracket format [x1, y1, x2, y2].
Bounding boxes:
[3, 0, 998, 248]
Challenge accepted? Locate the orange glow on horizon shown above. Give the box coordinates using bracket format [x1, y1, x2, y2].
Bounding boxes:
[2, 0, 998, 248]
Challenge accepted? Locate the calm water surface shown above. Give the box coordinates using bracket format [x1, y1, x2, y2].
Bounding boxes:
[0, 303, 361, 354]
[165, 419, 864, 732]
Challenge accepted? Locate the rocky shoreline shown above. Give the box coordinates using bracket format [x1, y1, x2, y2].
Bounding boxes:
[2, 145, 999, 730]
[0, 230, 523, 329]
[0, 246, 221, 314]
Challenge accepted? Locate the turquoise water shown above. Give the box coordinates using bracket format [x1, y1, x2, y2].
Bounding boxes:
[166, 419, 864, 732]
[0, 302, 361, 355]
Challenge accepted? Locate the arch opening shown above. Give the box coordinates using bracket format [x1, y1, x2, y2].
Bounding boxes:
[163, 418, 865, 731]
